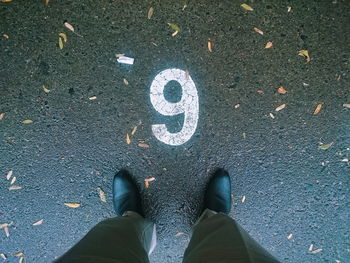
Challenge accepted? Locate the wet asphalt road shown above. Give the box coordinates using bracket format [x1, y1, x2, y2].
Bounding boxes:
[1, 0, 350, 262]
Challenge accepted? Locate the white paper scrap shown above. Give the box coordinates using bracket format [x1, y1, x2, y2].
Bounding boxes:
[117, 56, 134, 65]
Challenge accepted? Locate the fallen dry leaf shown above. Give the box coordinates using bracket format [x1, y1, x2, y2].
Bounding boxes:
[341, 158, 349, 162]
[319, 142, 334, 150]
[10, 176, 16, 185]
[310, 248, 323, 254]
[9, 185, 22, 190]
[1, 0, 13, 2]
[138, 142, 150, 148]
[126, 133, 131, 144]
[131, 126, 138, 136]
[275, 104, 286, 112]
[45, 0, 49, 5]
[257, 89, 264, 94]
[89, 96, 97, 100]
[241, 3, 253, 11]
[208, 39, 213, 52]
[234, 104, 240, 109]
[287, 6, 292, 12]
[313, 103, 323, 115]
[33, 219, 44, 226]
[343, 104, 350, 108]
[0, 223, 9, 230]
[298, 50, 311, 62]
[22, 120, 33, 124]
[64, 22, 75, 32]
[97, 187, 106, 203]
[14, 252, 24, 257]
[241, 195, 246, 203]
[123, 78, 129, 85]
[0, 113, 4, 120]
[59, 33, 67, 43]
[64, 203, 80, 208]
[0, 254, 7, 260]
[277, 86, 287, 94]
[265, 41, 273, 49]
[43, 86, 50, 93]
[58, 37, 63, 49]
[115, 53, 125, 58]
[269, 113, 275, 119]
[147, 7, 154, 19]
[253, 27, 263, 35]
[168, 23, 180, 36]
[6, 170, 13, 180]
[175, 232, 185, 237]
[308, 244, 314, 252]
[144, 177, 156, 189]
[287, 234, 293, 240]
[3, 226, 9, 237]
[2, 34, 9, 39]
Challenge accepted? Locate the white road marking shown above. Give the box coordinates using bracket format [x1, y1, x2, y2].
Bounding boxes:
[150, 68, 199, 146]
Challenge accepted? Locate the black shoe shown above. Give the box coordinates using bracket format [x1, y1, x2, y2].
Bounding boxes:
[204, 168, 232, 214]
[113, 170, 143, 217]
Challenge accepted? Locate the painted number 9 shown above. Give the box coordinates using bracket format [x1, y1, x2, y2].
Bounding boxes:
[150, 68, 199, 146]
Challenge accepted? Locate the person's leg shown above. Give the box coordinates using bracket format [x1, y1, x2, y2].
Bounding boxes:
[183, 169, 280, 263]
[55, 211, 156, 263]
[55, 170, 157, 263]
[183, 209, 280, 263]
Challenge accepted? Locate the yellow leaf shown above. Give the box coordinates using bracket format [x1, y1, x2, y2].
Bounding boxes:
[59, 37, 63, 49]
[168, 23, 180, 32]
[59, 33, 67, 43]
[43, 86, 50, 93]
[126, 133, 131, 144]
[9, 185, 22, 190]
[313, 103, 323, 115]
[32, 219, 44, 226]
[253, 27, 263, 35]
[97, 187, 106, 203]
[14, 252, 24, 257]
[64, 202, 80, 208]
[147, 7, 154, 19]
[264, 41, 273, 49]
[298, 50, 311, 62]
[319, 142, 334, 150]
[241, 3, 253, 11]
[22, 119, 33, 124]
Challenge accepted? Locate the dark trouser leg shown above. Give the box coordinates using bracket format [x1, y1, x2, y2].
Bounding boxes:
[183, 209, 280, 263]
[55, 211, 156, 263]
